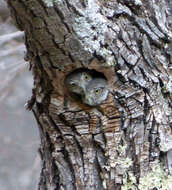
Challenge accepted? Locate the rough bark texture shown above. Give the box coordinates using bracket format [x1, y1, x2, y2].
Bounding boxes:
[7, 0, 172, 189]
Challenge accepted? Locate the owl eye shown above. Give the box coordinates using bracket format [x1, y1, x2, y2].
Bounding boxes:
[84, 73, 91, 81]
[94, 88, 102, 94]
[70, 83, 76, 88]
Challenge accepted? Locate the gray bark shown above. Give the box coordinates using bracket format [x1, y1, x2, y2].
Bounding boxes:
[7, 0, 172, 189]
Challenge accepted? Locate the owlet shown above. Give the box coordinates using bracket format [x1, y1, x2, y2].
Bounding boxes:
[65, 70, 92, 96]
[82, 78, 109, 106]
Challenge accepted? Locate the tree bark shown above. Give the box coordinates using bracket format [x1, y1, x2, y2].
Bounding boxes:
[7, 0, 172, 189]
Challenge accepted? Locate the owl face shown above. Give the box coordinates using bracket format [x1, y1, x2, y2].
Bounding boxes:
[82, 78, 109, 106]
[65, 71, 92, 95]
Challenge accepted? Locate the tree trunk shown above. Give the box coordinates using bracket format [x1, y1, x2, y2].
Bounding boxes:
[7, 0, 172, 189]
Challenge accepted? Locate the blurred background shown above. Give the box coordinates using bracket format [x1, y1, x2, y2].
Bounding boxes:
[0, 1, 40, 190]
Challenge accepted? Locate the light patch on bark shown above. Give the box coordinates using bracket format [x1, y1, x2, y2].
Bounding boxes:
[36, 86, 45, 103]
[167, 150, 172, 174]
[102, 178, 107, 189]
[134, 0, 142, 6]
[122, 172, 137, 190]
[72, 0, 119, 64]
[138, 164, 172, 190]
[159, 125, 172, 152]
[43, 0, 61, 7]
[162, 76, 172, 94]
[101, 48, 116, 67]
[152, 0, 172, 38]
[122, 164, 172, 190]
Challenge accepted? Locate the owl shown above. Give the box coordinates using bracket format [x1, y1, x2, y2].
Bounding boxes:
[65, 71, 120, 133]
[82, 78, 109, 106]
[65, 70, 92, 96]
[81, 78, 121, 133]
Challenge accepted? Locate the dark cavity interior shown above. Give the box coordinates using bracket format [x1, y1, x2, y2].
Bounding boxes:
[66, 68, 107, 80]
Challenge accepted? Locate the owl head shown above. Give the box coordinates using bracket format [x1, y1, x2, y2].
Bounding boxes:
[65, 70, 92, 95]
[82, 78, 109, 106]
